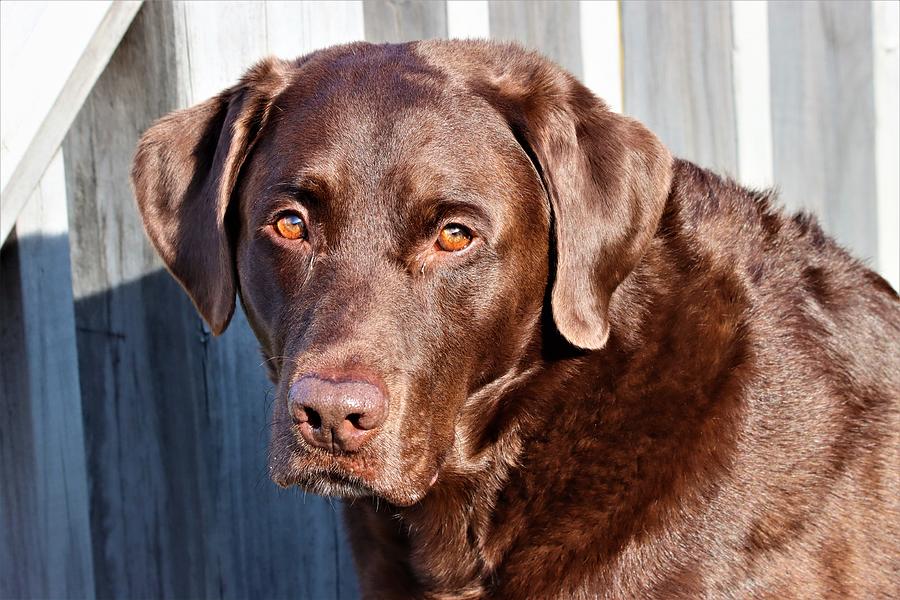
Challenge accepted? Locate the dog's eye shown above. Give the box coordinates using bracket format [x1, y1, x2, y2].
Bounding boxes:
[437, 223, 472, 252]
[274, 213, 307, 240]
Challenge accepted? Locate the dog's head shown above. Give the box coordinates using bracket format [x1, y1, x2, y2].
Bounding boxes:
[132, 41, 671, 506]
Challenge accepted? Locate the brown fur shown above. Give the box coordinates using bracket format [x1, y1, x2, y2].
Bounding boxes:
[132, 41, 899, 599]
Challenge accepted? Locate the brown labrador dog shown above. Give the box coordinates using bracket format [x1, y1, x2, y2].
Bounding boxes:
[132, 41, 899, 598]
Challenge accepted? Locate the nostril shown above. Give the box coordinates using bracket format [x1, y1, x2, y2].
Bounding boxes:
[347, 413, 372, 431]
[306, 407, 322, 429]
[290, 401, 322, 429]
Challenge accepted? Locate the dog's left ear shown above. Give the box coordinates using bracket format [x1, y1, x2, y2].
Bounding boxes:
[131, 58, 290, 335]
[430, 41, 673, 350]
[531, 90, 673, 350]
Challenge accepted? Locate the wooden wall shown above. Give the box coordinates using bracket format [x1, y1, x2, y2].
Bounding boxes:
[1, 1, 896, 599]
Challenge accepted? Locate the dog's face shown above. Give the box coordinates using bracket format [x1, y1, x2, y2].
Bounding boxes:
[236, 52, 552, 505]
[132, 41, 672, 506]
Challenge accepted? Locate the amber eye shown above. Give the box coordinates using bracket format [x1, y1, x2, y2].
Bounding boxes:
[274, 213, 307, 240]
[436, 223, 473, 252]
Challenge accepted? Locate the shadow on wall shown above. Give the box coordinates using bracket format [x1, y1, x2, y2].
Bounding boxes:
[1, 233, 359, 600]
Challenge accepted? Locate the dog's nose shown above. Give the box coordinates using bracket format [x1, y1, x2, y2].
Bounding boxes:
[288, 376, 387, 453]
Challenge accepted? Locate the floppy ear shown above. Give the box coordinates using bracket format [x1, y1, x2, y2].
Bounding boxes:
[526, 90, 672, 350]
[434, 41, 673, 350]
[131, 58, 290, 335]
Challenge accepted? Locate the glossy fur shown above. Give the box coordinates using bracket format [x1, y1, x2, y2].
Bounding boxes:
[132, 41, 899, 598]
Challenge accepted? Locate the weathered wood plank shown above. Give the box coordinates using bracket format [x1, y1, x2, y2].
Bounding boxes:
[0, 0, 142, 246]
[489, 0, 583, 77]
[64, 6, 207, 597]
[621, 1, 738, 175]
[174, 1, 267, 102]
[768, 1, 878, 264]
[873, 0, 899, 290]
[62, 2, 361, 598]
[0, 151, 95, 599]
[265, 1, 365, 57]
[579, 0, 623, 112]
[447, 0, 490, 39]
[732, 0, 774, 189]
[363, 0, 448, 42]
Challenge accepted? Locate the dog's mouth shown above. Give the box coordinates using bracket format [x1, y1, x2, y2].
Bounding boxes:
[271, 451, 374, 496]
[293, 468, 374, 500]
[270, 453, 433, 507]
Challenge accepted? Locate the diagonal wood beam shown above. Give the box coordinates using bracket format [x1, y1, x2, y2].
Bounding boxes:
[1, 0, 143, 247]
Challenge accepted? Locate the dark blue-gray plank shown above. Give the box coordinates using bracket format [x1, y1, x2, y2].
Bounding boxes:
[768, 1, 878, 265]
[621, 1, 738, 175]
[0, 158, 96, 600]
[489, 0, 583, 77]
[62, 3, 355, 598]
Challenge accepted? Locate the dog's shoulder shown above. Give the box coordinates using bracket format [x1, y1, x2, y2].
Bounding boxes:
[666, 158, 898, 345]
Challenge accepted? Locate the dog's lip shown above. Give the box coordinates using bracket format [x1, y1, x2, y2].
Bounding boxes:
[291, 466, 377, 497]
[302, 470, 424, 506]
[271, 440, 445, 505]
[279, 462, 437, 507]
[310, 469, 371, 491]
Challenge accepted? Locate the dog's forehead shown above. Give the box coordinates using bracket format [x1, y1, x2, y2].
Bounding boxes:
[275, 44, 455, 143]
[250, 47, 530, 218]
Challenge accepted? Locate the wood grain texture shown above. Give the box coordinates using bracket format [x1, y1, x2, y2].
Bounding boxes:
[768, 1, 879, 265]
[265, 1, 365, 58]
[873, 0, 900, 290]
[62, 2, 358, 598]
[579, 0, 623, 112]
[0, 151, 95, 600]
[621, 1, 738, 175]
[363, 0, 448, 42]
[732, 0, 774, 189]
[446, 0, 490, 39]
[489, 0, 583, 77]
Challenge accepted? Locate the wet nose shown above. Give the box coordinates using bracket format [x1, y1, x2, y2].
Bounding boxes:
[288, 376, 388, 453]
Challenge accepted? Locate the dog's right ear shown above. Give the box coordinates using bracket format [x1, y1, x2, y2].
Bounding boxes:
[131, 58, 290, 335]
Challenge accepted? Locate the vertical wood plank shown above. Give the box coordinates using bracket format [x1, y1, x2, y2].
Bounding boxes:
[446, 0, 490, 39]
[873, 0, 899, 290]
[768, 1, 878, 263]
[579, 0, 623, 112]
[64, 4, 208, 596]
[175, 1, 267, 102]
[489, 0, 583, 77]
[621, 1, 738, 174]
[363, 0, 448, 42]
[265, 1, 365, 57]
[63, 2, 360, 598]
[731, 0, 774, 189]
[0, 151, 96, 600]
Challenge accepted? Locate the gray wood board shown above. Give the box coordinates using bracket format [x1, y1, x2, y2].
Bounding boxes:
[489, 0, 583, 78]
[621, 1, 738, 175]
[62, 3, 356, 598]
[768, 1, 878, 265]
[364, 0, 448, 42]
[0, 162, 96, 599]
